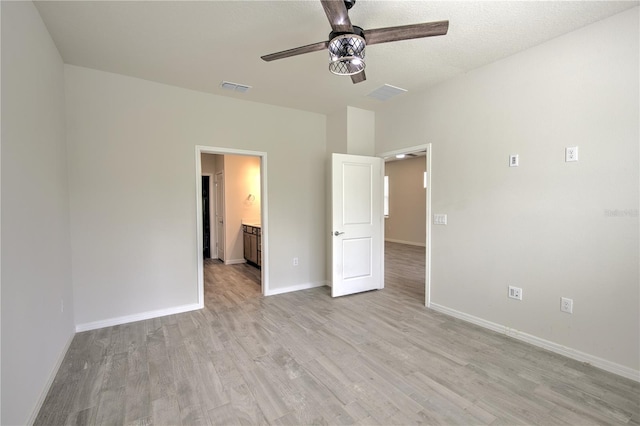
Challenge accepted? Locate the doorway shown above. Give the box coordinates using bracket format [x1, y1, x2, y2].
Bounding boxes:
[195, 146, 269, 307]
[202, 175, 211, 259]
[378, 144, 432, 307]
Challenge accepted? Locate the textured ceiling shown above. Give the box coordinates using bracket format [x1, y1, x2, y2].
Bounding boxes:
[35, 1, 638, 115]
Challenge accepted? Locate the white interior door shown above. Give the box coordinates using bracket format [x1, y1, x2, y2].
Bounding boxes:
[331, 153, 384, 297]
[215, 172, 225, 261]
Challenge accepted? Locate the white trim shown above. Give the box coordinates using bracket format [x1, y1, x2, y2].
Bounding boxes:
[377, 143, 432, 308]
[265, 281, 326, 296]
[425, 145, 432, 308]
[75, 303, 201, 332]
[214, 171, 224, 261]
[26, 332, 75, 425]
[195, 146, 269, 297]
[225, 258, 247, 265]
[195, 150, 205, 308]
[430, 303, 640, 383]
[384, 238, 426, 247]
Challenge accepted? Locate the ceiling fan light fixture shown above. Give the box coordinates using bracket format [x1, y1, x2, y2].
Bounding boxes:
[261, 1, 449, 85]
[328, 33, 366, 76]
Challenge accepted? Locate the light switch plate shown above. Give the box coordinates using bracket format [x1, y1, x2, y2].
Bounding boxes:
[508, 286, 523, 300]
[433, 214, 447, 225]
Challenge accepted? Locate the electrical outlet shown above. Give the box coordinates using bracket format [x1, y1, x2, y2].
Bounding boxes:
[293, 257, 299, 266]
[561, 297, 573, 314]
[433, 214, 447, 225]
[508, 286, 522, 300]
[565, 146, 578, 162]
[509, 154, 519, 167]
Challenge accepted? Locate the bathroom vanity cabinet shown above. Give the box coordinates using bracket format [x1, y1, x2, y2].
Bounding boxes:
[242, 224, 261, 268]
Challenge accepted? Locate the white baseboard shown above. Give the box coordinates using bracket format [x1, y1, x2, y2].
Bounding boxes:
[429, 303, 640, 382]
[265, 281, 327, 296]
[27, 330, 75, 425]
[384, 238, 426, 247]
[225, 258, 246, 265]
[75, 302, 203, 332]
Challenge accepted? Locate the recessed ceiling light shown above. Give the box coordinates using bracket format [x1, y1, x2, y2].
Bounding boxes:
[220, 81, 252, 93]
[396, 154, 406, 159]
[367, 84, 407, 101]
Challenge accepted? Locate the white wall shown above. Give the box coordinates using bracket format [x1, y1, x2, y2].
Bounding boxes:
[1, 2, 75, 424]
[65, 65, 326, 327]
[346, 106, 375, 156]
[385, 156, 427, 246]
[326, 107, 348, 155]
[376, 8, 639, 375]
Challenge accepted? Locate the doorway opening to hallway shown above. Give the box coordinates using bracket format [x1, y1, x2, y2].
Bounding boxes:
[379, 144, 431, 307]
[195, 146, 269, 307]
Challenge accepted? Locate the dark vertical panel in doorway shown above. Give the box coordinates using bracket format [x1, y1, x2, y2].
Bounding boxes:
[202, 176, 210, 258]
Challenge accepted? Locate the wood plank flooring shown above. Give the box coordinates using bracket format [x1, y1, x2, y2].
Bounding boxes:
[35, 242, 639, 425]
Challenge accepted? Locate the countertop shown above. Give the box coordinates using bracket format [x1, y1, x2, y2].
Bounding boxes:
[242, 221, 261, 228]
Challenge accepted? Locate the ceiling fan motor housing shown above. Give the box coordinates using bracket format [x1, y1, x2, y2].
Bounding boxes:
[328, 26, 366, 76]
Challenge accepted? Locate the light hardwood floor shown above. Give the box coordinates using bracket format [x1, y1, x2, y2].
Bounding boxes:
[35, 242, 639, 425]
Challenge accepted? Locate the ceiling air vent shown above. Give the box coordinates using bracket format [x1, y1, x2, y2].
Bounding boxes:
[220, 81, 252, 93]
[366, 84, 407, 101]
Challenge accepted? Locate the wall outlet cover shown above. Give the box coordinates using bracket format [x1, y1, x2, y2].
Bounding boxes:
[433, 214, 447, 225]
[565, 146, 578, 162]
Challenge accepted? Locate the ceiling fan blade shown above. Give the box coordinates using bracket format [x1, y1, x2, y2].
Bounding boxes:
[261, 41, 328, 62]
[351, 70, 366, 84]
[364, 20, 449, 45]
[320, 0, 353, 33]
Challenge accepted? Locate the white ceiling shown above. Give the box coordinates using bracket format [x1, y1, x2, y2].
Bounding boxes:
[35, 1, 637, 115]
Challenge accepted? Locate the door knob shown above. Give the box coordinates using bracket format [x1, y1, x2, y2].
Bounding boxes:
[334, 231, 345, 236]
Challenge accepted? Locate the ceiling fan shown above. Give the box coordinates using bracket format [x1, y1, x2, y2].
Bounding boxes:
[261, 0, 449, 84]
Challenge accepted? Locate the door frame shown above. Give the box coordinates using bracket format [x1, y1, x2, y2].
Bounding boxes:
[195, 146, 269, 300]
[377, 143, 432, 307]
[213, 171, 224, 261]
